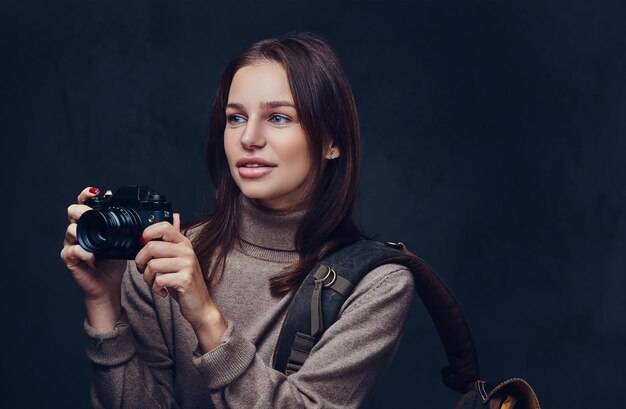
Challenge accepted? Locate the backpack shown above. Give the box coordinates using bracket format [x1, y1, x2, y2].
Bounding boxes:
[272, 240, 541, 409]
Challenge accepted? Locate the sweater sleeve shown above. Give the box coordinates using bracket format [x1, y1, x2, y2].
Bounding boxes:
[84, 261, 179, 409]
[193, 263, 415, 409]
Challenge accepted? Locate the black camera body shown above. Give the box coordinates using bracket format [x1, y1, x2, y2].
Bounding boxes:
[77, 185, 174, 260]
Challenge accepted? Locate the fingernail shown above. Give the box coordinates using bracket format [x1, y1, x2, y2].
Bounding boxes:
[139, 236, 146, 246]
[89, 187, 100, 195]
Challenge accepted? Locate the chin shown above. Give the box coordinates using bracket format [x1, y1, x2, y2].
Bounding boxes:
[239, 185, 276, 202]
[239, 188, 294, 210]
[239, 182, 266, 197]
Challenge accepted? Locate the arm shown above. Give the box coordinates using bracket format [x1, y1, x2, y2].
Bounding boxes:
[84, 261, 179, 409]
[61, 187, 127, 334]
[61, 187, 175, 407]
[84, 217, 228, 409]
[194, 264, 415, 409]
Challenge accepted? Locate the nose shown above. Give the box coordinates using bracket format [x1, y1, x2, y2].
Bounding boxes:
[240, 116, 266, 150]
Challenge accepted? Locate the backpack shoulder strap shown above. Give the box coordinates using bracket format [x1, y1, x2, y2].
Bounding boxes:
[272, 239, 479, 393]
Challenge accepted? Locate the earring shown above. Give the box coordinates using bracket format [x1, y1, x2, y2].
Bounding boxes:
[330, 151, 335, 160]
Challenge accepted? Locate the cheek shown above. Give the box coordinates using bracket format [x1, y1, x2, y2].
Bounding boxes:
[223, 130, 238, 166]
[280, 127, 310, 164]
[282, 138, 311, 173]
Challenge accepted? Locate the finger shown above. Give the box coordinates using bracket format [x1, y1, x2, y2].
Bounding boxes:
[173, 213, 181, 232]
[135, 240, 189, 272]
[142, 257, 181, 288]
[67, 204, 93, 223]
[64, 223, 77, 246]
[61, 244, 96, 269]
[141, 221, 187, 245]
[153, 274, 169, 298]
[153, 271, 193, 298]
[77, 187, 101, 204]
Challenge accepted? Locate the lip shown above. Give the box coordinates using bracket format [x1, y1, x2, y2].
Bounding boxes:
[236, 157, 277, 179]
[235, 157, 277, 167]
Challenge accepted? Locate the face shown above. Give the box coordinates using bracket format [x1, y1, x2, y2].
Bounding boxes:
[224, 61, 312, 211]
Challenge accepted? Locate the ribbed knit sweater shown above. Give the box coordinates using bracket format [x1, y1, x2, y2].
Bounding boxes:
[83, 198, 415, 408]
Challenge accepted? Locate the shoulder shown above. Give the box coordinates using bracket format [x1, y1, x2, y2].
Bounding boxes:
[338, 262, 415, 316]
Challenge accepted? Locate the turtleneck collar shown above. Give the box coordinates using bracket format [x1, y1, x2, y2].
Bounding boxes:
[237, 196, 305, 262]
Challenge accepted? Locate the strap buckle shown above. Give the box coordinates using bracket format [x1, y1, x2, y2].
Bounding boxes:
[319, 266, 337, 288]
[313, 265, 337, 288]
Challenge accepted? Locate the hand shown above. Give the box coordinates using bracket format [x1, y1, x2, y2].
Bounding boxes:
[60, 187, 126, 331]
[135, 216, 227, 352]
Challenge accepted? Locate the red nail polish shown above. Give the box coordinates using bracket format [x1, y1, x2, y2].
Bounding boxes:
[89, 187, 100, 195]
[140, 237, 146, 246]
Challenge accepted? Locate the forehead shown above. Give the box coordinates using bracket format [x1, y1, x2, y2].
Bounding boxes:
[228, 61, 294, 104]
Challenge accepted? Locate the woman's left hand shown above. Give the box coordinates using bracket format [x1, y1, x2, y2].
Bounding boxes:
[135, 214, 227, 352]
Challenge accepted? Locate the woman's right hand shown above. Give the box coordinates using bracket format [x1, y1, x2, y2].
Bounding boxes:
[60, 187, 127, 332]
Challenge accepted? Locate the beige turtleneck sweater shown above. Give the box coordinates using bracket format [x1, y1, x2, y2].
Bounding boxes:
[84, 199, 415, 408]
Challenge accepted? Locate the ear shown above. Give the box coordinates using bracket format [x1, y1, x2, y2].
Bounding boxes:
[325, 144, 341, 160]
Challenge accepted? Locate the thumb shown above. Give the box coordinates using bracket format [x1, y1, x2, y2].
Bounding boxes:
[173, 213, 181, 232]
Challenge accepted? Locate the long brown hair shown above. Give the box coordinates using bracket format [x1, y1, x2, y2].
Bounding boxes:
[191, 32, 363, 296]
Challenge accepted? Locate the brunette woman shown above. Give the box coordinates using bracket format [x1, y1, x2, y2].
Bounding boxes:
[61, 32, 415, 408]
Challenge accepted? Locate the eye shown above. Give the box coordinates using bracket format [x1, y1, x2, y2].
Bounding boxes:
[269, 114, 290, 124]
[227, 114, 246, 125]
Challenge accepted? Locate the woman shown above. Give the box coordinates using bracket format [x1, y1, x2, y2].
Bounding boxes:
[61, 33, 415, 408]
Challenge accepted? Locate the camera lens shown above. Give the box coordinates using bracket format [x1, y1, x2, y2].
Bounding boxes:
[83, 213, 108, 248]
[77, 207, 143, 257]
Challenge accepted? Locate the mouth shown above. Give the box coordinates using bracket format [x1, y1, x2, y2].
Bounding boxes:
[236, 157, 277, 167]
[236, 157, 276, 178]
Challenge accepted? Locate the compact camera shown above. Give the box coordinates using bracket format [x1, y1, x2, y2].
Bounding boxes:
[77, 185, 174, 259]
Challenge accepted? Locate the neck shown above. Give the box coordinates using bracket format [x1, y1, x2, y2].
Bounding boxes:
[237, 196, 306, 262]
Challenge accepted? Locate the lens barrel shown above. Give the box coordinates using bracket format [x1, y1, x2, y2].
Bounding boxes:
[77, 207, 143, 258]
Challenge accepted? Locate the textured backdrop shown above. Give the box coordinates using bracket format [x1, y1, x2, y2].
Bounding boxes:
[1, 0, 625, 408]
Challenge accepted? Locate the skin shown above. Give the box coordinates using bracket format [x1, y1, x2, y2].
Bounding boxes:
[224, 60, 339, 211]
[60, 60, 340, 354]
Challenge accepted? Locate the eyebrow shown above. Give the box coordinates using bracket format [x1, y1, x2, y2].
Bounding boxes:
[226, 100, 296, 111]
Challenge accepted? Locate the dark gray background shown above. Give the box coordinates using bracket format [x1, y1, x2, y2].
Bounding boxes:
[1, 0, 624, 408]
